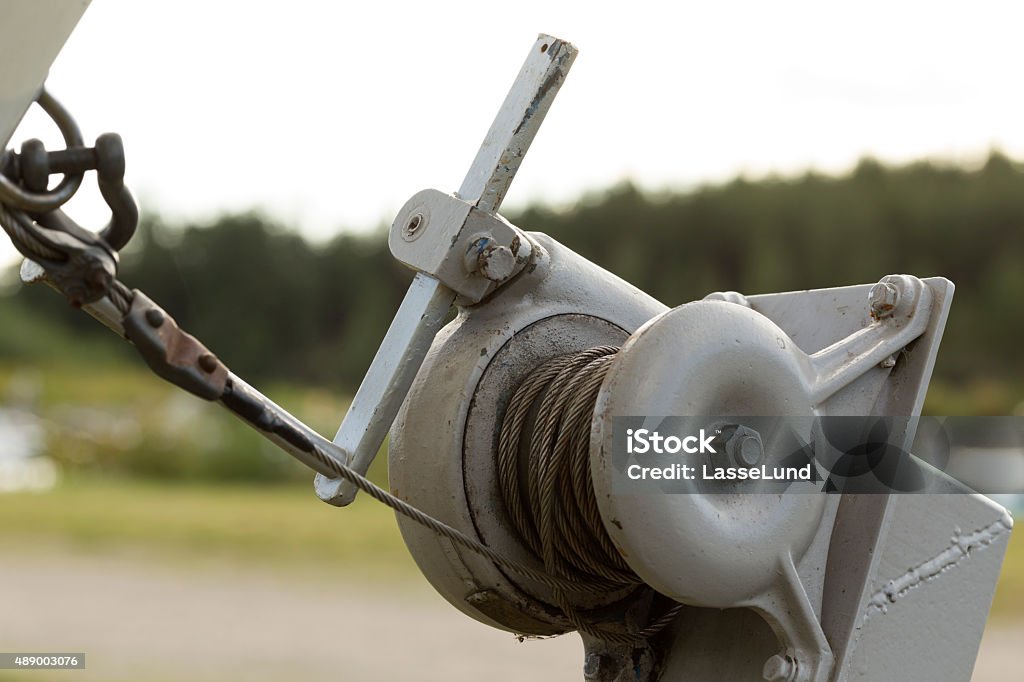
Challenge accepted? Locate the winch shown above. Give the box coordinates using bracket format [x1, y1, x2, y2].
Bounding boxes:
[0, 5, 1011, 681]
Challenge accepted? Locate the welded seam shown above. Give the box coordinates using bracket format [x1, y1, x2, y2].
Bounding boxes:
[862, 513, 1013, 624]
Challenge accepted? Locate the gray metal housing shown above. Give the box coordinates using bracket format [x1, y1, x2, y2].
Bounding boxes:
[389, 231, 1012, 680]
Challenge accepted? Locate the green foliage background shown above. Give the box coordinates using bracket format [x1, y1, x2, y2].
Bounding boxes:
[2, 153, 1022, 480]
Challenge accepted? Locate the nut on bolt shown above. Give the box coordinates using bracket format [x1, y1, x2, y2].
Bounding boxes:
[763, 653, 797, 682]
[710, 424, 765, 469]
[868, 281, 900, 319]
[727, 426, 765, 467]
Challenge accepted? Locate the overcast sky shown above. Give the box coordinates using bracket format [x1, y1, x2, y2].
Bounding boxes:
[3, 0, 1024, 267]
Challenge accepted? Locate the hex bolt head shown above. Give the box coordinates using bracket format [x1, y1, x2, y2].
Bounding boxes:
[145, 308, 165, 328]
[763, 654, 796, 682]
[479, 244, 516, 281]
[726, 425, 764, 467]
[466, 236, 518, 282]
[868, 281, 900, 319]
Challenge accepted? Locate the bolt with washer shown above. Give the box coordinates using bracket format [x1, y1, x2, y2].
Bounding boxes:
[725, 425, 764, 467]
[709, 424, 765, 469]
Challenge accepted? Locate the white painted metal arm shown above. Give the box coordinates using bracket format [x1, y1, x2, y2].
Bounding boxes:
[457, 35, 577, 213]
[313, 272, 453, 504]
[314, 34, 577, 505]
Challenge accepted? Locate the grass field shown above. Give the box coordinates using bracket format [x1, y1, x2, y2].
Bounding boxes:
[0, 480, 1021, 682]
[0, 359, 374, 483]
[0, 476, 1021, 618]
[0, 476, 416, 582]
[0, 358, 1021, 678]
[0, 477, 583, 682]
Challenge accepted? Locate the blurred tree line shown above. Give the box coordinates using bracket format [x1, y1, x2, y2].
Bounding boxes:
[2, 152, 1023, 395]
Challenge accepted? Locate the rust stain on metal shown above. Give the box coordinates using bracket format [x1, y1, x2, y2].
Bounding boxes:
[512, 48, 569, 137]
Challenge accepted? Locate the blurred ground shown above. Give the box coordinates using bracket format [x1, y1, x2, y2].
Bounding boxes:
[974, 625, 1024, 682]
[0, 548, 1012, 682]
[0, 548, 581, 682]
[0, 479, 1020, 680]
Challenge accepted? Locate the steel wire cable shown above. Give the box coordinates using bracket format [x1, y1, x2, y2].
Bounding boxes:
[2, 180, 682, 645]
[278, 346, 681, 645]
[4, 261, 682, 642]
[0, 202, 64, 262]
[497, 346, 683, 643]
[0, 89, 682, 647]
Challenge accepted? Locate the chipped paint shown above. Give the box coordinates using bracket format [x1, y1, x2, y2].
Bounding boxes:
[862, 513, 1013, 624]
